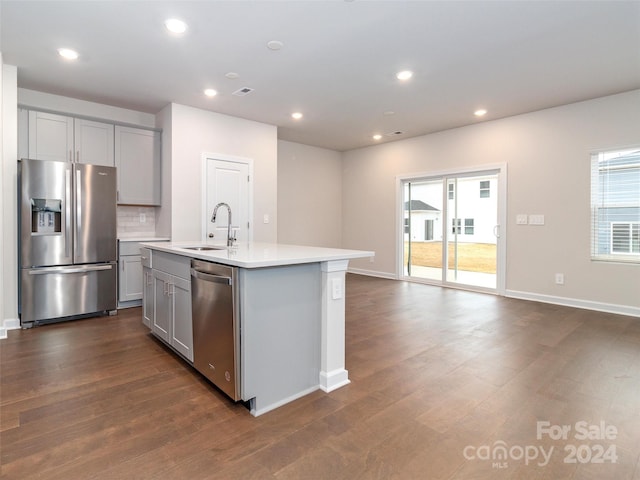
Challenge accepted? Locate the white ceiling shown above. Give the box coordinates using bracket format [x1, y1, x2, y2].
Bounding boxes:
[1, 1, 639, 152]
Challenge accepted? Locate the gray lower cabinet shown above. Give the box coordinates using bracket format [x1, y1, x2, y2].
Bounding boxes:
[118, 241, 144, 307]
[119, 254, 143, 302]
[150, 252, 193, 362]
[141, 248, 153, 328]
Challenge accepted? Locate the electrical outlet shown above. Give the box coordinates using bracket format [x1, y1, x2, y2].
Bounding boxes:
[263, 214, 270, 224]
[369, 256, 375, 263]
[139, 213, 146, 224]
[555, 273, 564, 285]
[331, 278, 342, 299]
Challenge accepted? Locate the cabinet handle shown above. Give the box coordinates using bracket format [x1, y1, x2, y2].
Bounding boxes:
[69, 150, 73, 162]
[76, 150, 79, 163]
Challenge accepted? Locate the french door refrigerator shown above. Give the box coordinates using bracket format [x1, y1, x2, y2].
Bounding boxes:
[19, 158, 117, 326]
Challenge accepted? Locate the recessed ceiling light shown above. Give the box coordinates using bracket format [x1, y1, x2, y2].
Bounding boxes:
[396, 70, 413, 81]
[57, 48, 78, 60]
[291, 112, 303, 120]
[165, 18, 187, 34]
[267, 40, 284, 51]
[225, 72, 239, 79]
[474, 109, 488, 117]
[204, 89, 217, 97]
[383, 111, 396, 116]
[373, 134, 382, 141]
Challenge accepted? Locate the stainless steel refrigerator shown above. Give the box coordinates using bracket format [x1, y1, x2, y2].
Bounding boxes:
[18, 158, 117, 326]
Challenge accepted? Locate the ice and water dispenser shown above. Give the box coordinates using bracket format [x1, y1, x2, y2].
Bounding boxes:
[30, 199, 62, 235]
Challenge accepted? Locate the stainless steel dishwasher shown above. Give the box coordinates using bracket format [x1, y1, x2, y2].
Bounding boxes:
[190, 259, 240, 401]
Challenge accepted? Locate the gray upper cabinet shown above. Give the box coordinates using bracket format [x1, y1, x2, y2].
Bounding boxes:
[27, 110, 114, 166]
[74, 118, 115, 166]
[115, 126, 161, 206]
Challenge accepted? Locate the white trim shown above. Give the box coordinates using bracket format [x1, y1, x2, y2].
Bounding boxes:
[396, 163, 507, 295]
[505, 290, 640, 318]
[347, 267, 397, 280]
[1, 318, 21, 339]
[201, 152, 254, 243]
[321, 259, 349, 273]
[319, 368, 351, 392]
[250, 385, 320, 417]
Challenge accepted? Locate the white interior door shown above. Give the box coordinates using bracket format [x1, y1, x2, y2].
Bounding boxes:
[204, 157, 251, 243]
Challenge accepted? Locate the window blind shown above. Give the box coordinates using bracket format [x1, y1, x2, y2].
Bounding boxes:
[590, 148, 640, 262]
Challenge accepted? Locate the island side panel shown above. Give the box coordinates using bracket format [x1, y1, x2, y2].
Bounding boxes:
[239, 263, 321, 416]
[319, 259, 350, 391]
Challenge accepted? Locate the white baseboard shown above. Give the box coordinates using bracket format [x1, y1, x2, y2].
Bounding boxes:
[345, 270, 640, 318]
[1, 318, 21, 339]
[505, 290, 640, 318]
[250, 385, 320, 417]
[347, 267, 397, 280]
[319, 368, 350, 393]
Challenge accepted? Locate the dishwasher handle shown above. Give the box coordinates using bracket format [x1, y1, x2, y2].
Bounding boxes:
[191, 268, 232, 285]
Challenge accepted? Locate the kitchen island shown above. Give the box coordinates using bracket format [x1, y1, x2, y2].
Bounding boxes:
[140, 241, 374, 416]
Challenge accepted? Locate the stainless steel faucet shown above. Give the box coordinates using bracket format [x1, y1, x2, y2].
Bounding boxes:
[211, 202, 236, 246]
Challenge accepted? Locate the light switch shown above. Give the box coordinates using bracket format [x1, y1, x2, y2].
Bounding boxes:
[516, 214, 528, 225]
[529, 214, 545, 225]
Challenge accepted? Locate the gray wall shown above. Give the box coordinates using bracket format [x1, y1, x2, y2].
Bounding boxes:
[277, 140, 342, 248]
[338, 90, 640, 312]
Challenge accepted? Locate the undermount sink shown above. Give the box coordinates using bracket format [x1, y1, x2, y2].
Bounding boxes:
[183, 246, 226, 251]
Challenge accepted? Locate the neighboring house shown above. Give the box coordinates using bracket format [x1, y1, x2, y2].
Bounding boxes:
[593, 150, 640, 257]
[404, 200, 441, 242]
[405, 176, 498, 244]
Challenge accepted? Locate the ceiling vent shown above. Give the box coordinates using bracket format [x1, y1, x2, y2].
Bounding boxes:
[232, 87, 254, 97]
[384, 131, 404, 137]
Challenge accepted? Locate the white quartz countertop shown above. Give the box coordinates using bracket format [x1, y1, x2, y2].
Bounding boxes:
[139, 241, 374, 269]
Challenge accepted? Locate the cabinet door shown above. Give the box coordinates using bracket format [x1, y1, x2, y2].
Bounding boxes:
[28, 111, 74, 162]
[142, 267, 154, 328]
[171, 275, 193, 362]
[115, 126, 161, 205]
[75, 119, 115, 166]
[119, 255, 143, 302]
[152, 270, 171, 342]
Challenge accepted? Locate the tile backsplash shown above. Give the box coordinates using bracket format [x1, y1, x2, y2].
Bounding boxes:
[117, 206, 156, 236]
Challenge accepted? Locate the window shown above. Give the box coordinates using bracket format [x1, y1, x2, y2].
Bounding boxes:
[451, 218, 461, 234]
[448, 183, 455, 200]
[611, 222, 639, 254]
[591, 148, 640, 262]
[465, 218, 475, 235]
[480, 180, 490, 198]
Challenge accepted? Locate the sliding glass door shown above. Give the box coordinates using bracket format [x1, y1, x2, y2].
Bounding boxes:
[403, 179, 444, 281]
[402, 168, 503, 292]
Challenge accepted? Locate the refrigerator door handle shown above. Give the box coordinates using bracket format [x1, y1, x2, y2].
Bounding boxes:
[76, 169, 82, 233]
[28, 264, 114, 275]
[65, 168, 72, 258]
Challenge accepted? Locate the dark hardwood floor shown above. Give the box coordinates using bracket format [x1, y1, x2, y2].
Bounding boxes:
[2, 274, 640, 479]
